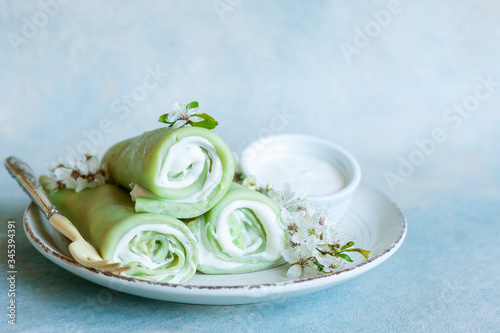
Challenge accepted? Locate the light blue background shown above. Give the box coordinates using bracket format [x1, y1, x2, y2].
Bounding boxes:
[1, 1, 499, 332]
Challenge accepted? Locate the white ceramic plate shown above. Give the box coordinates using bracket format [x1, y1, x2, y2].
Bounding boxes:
[23, 183, 406, 305]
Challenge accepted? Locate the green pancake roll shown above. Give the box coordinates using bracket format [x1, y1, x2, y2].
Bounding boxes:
[102, 127, 235, 219]
[188, 183, 285, 274]
[41, 181, 198, 283]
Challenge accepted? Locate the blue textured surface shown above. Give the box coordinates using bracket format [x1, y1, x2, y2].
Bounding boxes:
[1, 1, 499, 332]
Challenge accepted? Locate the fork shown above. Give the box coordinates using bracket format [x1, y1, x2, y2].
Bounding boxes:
[5, 157, 130, 274]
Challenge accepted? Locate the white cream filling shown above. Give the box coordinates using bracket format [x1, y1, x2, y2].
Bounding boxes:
[232, 209, 263, 254]
[195, 216, 246, 270]
[112, 224, 194, 283]
[215, 200, 284, 261]
[154, 136, 223, 203]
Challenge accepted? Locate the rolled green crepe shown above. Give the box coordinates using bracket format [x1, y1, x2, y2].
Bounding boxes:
[42, 182, 198, 283]
[188, 183, 285, 274]
[102, 127, 235, 219]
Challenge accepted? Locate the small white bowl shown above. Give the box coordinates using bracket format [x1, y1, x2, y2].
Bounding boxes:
[240, 134, 361, 221]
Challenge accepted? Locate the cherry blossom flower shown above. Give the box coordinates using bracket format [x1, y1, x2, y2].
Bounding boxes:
[158, 101, 219, 130]
[166, 102, 203, 129]
[45, 149, 108, 193]
[241, 175, 258, 191]
[291, 211, 327, 248]
[282, 244, 312, 279]
[267, 183, 302, 212]
[268, 183, 370, 279]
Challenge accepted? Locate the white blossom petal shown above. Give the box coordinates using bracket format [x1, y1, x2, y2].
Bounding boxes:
[171, 119, 187, 129]
[241, 176, 258, 191]
[189, 116, 203, 123]
[166, 111, 182, 123]
[281, 248, 299, 264]
[95, 173, 106, 183]
[302, 265, 320, 278]
[287, 265, 303, 279]
[306, 241, 320, 255]
[48, 156, 65, 172]
[316, 253, 335, 267]
[87, 174, 105, 189]
[187, 107, 201, 116]
[86, 157, 100, 173]
[54, 167, 72, 181]
[63, 178, 77, 189]
[65, 155, 79, 169]
[74, 178, 88, 192]
[86, 147, 97, 157]
[76, 160, 89, 174]
[172, 102, 184, 111]
[43, 175, 59, 192]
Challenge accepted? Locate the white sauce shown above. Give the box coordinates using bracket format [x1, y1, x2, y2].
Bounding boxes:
[250, 153, 346, 196]
[154, 136, 223, 203]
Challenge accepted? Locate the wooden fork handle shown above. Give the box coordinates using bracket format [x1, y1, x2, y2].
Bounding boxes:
[49, 214, 83, 242]
[5, 157, 85, 243]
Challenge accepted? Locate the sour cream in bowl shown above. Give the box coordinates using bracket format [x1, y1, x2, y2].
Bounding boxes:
[240, 134, 361, 221]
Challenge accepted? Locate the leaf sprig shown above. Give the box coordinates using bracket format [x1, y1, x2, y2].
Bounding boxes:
[158, 101, 218, 130]
[317, 241, 371, 263]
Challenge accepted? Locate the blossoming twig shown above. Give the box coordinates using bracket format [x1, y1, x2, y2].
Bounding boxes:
[235, 169, 371, 279]
[44, 149, 108, 193]
[158, 101, 218, 130]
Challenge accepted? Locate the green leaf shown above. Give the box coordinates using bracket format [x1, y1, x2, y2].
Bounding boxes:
[340, 241, 355, 251]
[158, 114, 177, 126]
[337, 253, 353, 262]
[191, 113, 219, 130]
[345, 248, 371, 260]
[186, 101, 199, 110]
[158, 114, 168, 123]
[316, 247, 329, 256]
